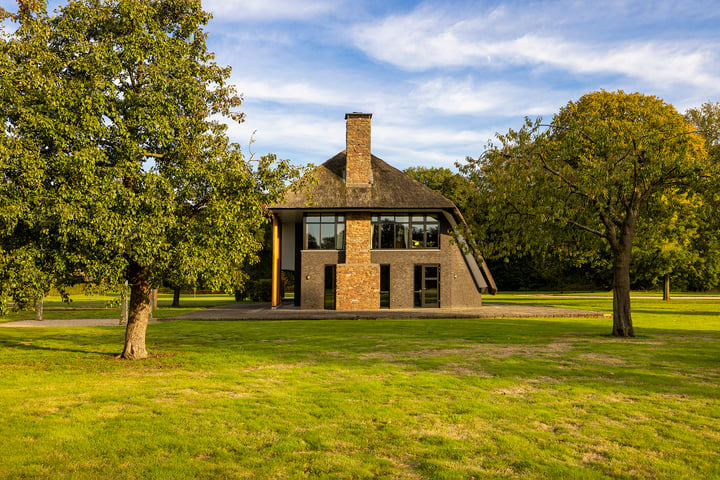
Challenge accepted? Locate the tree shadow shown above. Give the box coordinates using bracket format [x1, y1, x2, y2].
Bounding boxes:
[0, 335, 118, 357]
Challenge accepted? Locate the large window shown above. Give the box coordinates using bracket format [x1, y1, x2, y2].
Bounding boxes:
[305, 214, 345, 250]
[371, 214, 439, 249]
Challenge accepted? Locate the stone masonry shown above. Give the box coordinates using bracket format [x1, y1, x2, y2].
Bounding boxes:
[336, 115, 380, 310]
[336, 212, 379, 310]
[345, 113, 373, 185]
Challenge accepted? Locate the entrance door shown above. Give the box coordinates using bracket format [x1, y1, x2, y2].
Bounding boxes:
[414, 264, 440, 308]
[324, 265, 336, 310]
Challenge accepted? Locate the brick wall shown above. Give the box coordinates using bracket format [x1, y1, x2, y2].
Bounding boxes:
[345, 113, 372, 185]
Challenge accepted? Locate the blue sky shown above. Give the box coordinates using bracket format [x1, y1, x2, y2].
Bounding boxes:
[3, 0, 720, 170]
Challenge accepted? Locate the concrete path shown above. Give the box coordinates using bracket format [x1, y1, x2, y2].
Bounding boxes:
[0, 302, 609, 327]
[0, 318, 161, 328]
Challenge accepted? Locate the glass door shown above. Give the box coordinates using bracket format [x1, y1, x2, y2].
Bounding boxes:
[414, 265, 440, 308]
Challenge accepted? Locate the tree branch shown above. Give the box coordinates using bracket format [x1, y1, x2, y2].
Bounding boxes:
[565, 219, 605, 238]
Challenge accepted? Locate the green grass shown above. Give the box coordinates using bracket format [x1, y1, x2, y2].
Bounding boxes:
[1, 295, 719, 478]
[0, 293, 238, 323]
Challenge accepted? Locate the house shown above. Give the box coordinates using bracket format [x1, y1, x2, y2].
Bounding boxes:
[269, 113, 496, 310]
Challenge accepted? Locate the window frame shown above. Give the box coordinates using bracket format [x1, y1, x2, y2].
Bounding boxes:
[371, 213, 440, 250]
[414, 264, 440, 308]
[304, 213, 345, 250]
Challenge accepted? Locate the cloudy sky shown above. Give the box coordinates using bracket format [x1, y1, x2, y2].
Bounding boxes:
[3, 0, 720, 170]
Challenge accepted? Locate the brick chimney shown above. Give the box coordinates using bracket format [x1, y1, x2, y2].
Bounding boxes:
[345, 112, 373, 185]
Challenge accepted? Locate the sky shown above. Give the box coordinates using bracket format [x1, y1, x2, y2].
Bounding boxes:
[3, 0, 720, 170]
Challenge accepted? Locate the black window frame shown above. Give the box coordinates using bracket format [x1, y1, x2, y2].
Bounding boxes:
[414, 264, 440, 308]
[371, 213, 440, 249]
[305, 213, 345, 250]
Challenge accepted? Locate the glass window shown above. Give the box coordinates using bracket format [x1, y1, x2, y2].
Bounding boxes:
[372, 213, 441, 249]
[380, 223, 394, 249]
[426, 224, 439, 248]
[307, 223, 320, 249]
[305, 214, 345, 250]
[395, 224, 408, 248]
[380, 265, 390, 308]
[324, 265, 336, 310]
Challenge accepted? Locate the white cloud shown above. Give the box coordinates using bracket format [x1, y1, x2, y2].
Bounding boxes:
[233, 78, 353, 107]
[410, 78, 567, 117]
[351, 3, 720, 93]
[223, 106, 497, 171]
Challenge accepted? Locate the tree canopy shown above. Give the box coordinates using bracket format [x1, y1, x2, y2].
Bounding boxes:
[462, 90, 712, 336]
[1, 0, 300, 358]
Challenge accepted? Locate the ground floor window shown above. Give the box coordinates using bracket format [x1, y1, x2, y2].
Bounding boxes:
[414, 264, 440, 308]
[380, 264, 390, 308]
[324, 265, 336, 310]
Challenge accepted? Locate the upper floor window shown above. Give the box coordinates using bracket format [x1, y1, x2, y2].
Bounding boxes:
[371, 214, 440, 249]
[305, 213, 345, 250]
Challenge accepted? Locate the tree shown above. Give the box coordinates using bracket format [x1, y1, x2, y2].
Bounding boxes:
[462, 91, 711, 337]
[1, 0, 299, 358]
[403, 166, 478, 215]
[686, 102, 720, 164]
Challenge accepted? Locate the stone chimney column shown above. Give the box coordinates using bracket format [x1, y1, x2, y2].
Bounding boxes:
[335, 112, 379, 310]
[345, 112, 373, 185]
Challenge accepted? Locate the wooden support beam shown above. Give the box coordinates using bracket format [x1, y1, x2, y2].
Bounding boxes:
[271, 214, 282, 308]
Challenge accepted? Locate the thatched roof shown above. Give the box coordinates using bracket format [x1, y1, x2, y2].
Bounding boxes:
[273, 152, 456, 211]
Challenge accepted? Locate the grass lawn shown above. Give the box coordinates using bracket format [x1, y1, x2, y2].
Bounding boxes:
[1, 295, 719, 478]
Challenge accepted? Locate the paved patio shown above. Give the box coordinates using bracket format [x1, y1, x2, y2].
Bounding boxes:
[0, 302, 609, 327]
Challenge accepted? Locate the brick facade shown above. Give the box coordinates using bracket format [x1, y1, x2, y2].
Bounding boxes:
[345, 113, 372, 185]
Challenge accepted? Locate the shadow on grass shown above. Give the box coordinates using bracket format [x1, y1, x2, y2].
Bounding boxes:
[0, 331, 120, 357]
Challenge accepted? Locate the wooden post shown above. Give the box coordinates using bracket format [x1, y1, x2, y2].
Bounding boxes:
[663, 274, 671, 301]
[271, 214, 282, 308]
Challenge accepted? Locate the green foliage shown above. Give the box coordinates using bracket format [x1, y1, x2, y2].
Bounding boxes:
[1, 0, 302, 349]
[686, 101, 720, 163]
[403, 166, 477, 216]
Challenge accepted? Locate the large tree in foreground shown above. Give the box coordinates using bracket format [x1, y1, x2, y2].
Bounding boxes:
[462, 91, 711, 337]
[1, 0, 299, 358]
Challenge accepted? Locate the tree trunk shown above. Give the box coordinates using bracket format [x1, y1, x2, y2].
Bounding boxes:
[611, 244, 635, 337]
[663, 274, 671, 301]
[34, 296, 43, 321]
[120, 263, 151, 360]
[171, 286, 181, 308]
